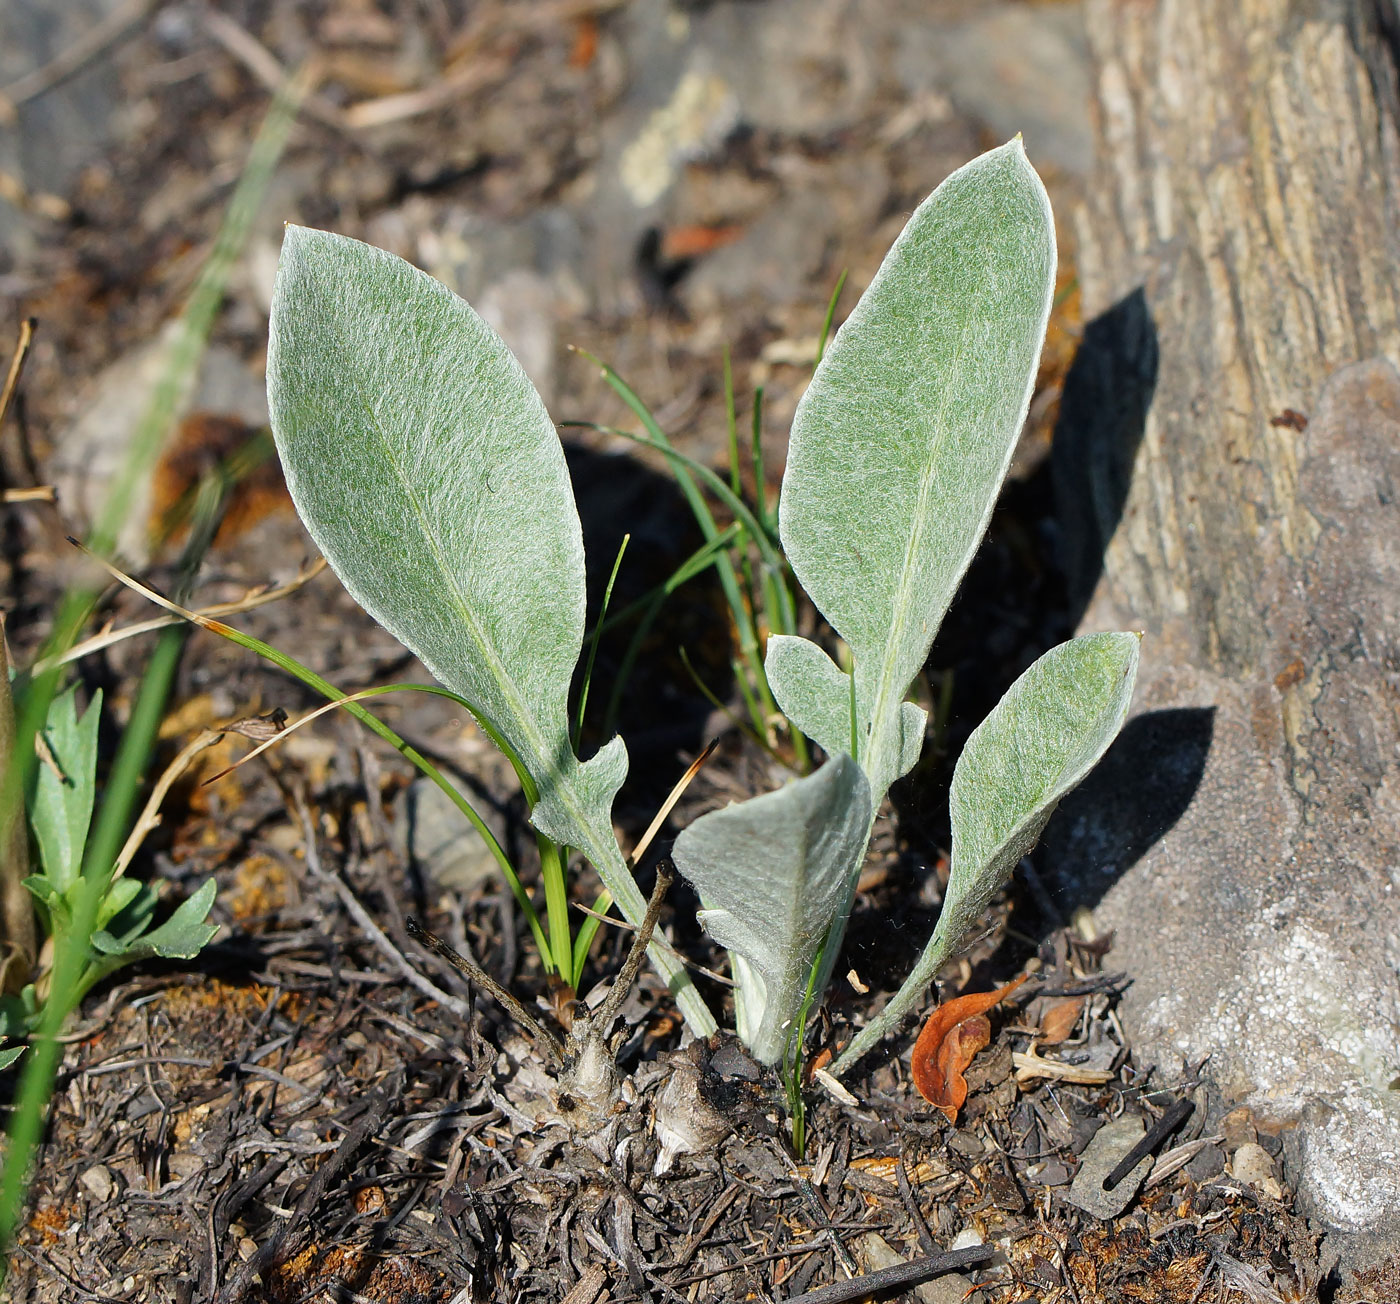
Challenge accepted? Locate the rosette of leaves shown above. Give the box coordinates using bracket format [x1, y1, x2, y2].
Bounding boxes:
[672, 140, 1140, 1071]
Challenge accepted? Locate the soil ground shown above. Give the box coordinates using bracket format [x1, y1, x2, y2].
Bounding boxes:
[0, 3, 1334, 1301]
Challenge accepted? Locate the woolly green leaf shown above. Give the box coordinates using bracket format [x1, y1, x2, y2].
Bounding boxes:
[268, 228, 713, 1035]
[778, 139, 1056, 802]
[28, 686, 102, 894]
[673, 754, 871, 1064]
[268, 226, 622, 852]
[832, 632, 1140, 1074]
[764, 635, 853, 761]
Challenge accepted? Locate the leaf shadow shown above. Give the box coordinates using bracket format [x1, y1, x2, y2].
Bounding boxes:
[563, 440, 734, 817]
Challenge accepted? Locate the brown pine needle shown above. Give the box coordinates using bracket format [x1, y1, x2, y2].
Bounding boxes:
[628, 737, 719, 868]
[34, 556, 326, 675]
[0, 318, 35, 430]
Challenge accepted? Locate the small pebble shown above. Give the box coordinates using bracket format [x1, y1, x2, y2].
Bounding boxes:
[947, 1130, 985, 1158]
[1220, 1105, 1257, 1153]
[1065, 1113, 1152, 1219]
[1185, 1142, 1226, 1182]
[1230, 1141, 1285, 1200]
[79, 1163, 115, 1203]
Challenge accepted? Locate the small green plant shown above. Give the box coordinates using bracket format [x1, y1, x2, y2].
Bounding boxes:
[0, 683, 217, 1043]
[668, 142, 1138, 1133]
[264, 139, 1139, 1111]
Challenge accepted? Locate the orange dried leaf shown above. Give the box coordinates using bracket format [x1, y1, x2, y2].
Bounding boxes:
[910, 975, 1028, 1122]
[660, 223, 746, 260]
[1039, 995, 1085, 1045]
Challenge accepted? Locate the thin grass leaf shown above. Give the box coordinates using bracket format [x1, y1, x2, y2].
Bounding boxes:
[575, 532, 629, 746]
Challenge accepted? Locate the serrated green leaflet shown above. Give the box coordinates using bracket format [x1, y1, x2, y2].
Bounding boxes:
[778, 139, 1056, 802]
[28, 687, 101, 896]
[267, 228, 714, 1035]
[832, 631, 1140, 1074]
[673, 754, 871, 1064]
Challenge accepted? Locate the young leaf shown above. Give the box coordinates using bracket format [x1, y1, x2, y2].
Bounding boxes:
[268, 226, 620, 853]
[765, 636, 928, 778]
[28, 686, 102, 895]
[832, 631, 1140, 1074]
[778, 139, 1056, 802]
[764, 635, 853, 761]
[268, 229, 714, 1035]
[88, 878, 217, 973]
[672, 754, 871, 1064]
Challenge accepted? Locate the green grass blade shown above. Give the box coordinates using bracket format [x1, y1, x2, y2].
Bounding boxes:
[574, 533, 629, 747]
[570, 888, 612, 990]
[814, 269, 849, 366]
[0, 70, 308, 1261]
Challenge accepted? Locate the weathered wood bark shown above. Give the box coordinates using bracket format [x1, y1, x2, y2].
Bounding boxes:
[1048, 0, 1400, 1268]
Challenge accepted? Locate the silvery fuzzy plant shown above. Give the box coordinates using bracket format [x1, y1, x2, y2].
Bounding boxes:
[266, 137, 1138, 1085]
[669, 139, 1139, 1074]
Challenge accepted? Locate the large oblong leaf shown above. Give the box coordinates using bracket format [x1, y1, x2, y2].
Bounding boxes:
[673, 754, 872, 1064]
[831, 632, 1140, 1074]
[268, 229, 716, 1037]
[268, 226, 619, 851]
[778, 139, 1056, 801]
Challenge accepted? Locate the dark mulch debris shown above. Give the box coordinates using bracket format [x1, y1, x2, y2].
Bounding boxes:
[6, 744, 1322, 1301]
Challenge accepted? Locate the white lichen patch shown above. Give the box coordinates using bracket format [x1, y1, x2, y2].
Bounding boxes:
[619, 69, 738, 207]
[1133, 917, 1400, 1232]
[1142, 920, 1400, 1109]
[1293, 1090, 1400, 1232]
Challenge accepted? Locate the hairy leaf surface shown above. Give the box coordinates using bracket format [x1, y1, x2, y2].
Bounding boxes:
[268, 227, 617, 848]
[832, 632, 1140, 1073]
[268, 228, 713, 1034]
[778, 139, 1056, 801]
[673, 755, 871, 1064]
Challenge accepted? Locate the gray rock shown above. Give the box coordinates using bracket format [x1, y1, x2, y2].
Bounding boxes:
[1064, 1113, 1152, 1219]
[393, 777, 501, 898]
[892, 3, 1094, 177]
[1047, 360, 1400, 1255]
[0, 0, 126, 260]
[1185, 1142, 1225, 1183]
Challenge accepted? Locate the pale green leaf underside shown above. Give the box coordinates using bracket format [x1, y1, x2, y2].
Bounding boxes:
[779, 139, 1056, 801]
[673, 754, 872, 1064]
[267, 226, 621, 854]
[30, 686, 102, 893]
[832, 631, 1140, 1074]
